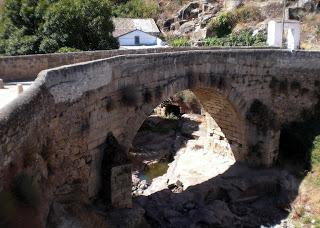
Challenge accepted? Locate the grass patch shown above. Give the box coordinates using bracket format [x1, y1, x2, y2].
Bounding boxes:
[168, 37, 191, 47]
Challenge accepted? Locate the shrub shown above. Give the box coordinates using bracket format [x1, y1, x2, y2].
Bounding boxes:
[56, 47, 81, 53]
[39, 37, 59, 53]
[168, 37, 191, 47]
[4, 33, 40, 55]
[203, 29, 266, 47]
[312, 135, 320, 165]
[207, 11, 238, 37]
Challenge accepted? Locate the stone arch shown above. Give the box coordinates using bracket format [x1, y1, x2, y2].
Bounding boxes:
[122, 73, 249, 164]
[192, 88, 247, 160]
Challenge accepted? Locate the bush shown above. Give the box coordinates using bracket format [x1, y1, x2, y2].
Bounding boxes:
[39, 37, 59, 53]
[207, 11, 238, 37]
[312, 135, 320, 165]
[203, 29, 267, 47]
[57, 47, 81, 53]
[168, 37, 191, 47]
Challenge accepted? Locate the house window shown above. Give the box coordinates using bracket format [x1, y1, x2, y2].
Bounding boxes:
[134, 36, 140, 45]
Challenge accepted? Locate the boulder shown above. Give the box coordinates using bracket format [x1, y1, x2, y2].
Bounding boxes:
[224, 0, 243, 10]
[179, 21, 196, 34]
[190, 8, 201, 18]
[200, 14, 214, 26]
[191, 28, 207, 41]
[177, 1, 201, 20]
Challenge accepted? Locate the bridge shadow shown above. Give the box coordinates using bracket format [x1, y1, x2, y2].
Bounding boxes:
[127, 89, 320, 227]
[130, 104, 201, 176]
[130, 118, 320, 228]
[134, 162, 300, 228]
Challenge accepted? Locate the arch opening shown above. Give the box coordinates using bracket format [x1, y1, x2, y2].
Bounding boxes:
[124, 89, 300, 227]
[129, 89, 246, 196]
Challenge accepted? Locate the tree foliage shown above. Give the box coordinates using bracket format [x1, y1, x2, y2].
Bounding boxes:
[42, 0, 118, 52]
[207, 11, 238, 37]
[0, 0, 118, 55]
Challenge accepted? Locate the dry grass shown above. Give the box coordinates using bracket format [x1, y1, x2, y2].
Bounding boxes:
[158, 0, 190, 18]
[301, 13, 320, 50]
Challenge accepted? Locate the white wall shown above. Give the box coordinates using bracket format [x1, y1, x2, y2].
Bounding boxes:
[267, 21, 283, 47]
[118, 30, 158, 46]
[267, 20, 300, 50]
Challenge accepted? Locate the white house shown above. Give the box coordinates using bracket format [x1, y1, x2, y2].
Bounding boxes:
[112, 18, 166, 49]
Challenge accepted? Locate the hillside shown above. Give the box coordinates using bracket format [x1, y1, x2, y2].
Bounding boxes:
[154, 0, 320, 50]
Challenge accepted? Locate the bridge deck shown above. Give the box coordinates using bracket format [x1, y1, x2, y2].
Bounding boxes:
[0, 81, 32, 109]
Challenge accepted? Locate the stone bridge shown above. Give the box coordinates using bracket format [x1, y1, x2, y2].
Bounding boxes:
[0, 48, 320, 223]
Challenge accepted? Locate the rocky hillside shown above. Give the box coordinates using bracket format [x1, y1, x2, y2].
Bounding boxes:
[155, 0, 320, 49]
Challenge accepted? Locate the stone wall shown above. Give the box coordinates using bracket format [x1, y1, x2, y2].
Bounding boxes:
[0, 47, 276, 82]
[0, 49, 320, 225]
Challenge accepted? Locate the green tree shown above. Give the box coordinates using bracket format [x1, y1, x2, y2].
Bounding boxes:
[0, 0, 118, 55]
[41, 0, 118, 52]
[0, 0, 49, 55]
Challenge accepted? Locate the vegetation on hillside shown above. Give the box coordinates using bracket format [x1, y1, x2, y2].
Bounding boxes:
[204, 29, 266, 47]
[290, 135, 320, 227]
[0, 0, 118, 55]
[111, 0, 159, 19]
[169, 29, 266, 47]
[168, 4, 266, 48]
[279, 114, 320, 226]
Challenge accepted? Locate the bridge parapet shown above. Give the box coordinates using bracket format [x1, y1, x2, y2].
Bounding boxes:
[0, 47, 277, 82]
